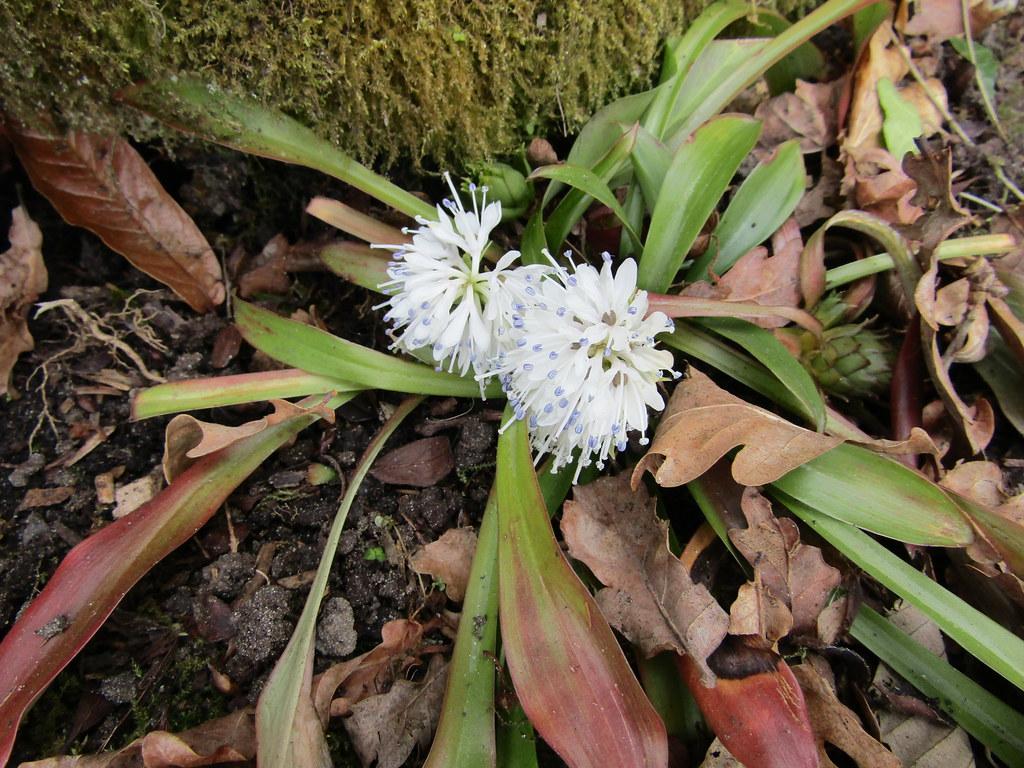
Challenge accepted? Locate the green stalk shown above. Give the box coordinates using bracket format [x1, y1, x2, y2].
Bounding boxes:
[824, 233, 1018, 290]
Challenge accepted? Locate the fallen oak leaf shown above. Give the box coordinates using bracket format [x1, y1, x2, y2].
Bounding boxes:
[561, 472, 729, 683]
[162, 397, 336, 482]
[343, 655, 449, 768]
[793, 663, 901, 768]
[410, 527, 477, 602]
[729, 489, 848, 644]
[5, 121, 224, 312]
[632, 367, 842, 489]
[0, 206, 47, 396]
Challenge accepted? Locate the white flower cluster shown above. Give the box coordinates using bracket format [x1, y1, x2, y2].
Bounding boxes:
[376, 175, 677, 481]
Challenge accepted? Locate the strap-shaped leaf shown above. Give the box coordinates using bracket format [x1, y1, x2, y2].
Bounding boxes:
[233, 300, 502, 399]
[639, 115, 762, 293]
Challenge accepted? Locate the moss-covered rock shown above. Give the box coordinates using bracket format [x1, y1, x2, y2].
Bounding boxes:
[2, 0, 805, 168]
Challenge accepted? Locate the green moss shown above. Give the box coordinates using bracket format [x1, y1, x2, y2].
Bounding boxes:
[2, 0, 807, 168]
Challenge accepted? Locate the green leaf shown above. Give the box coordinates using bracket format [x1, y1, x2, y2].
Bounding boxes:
[695, 317, 825, 430]
[950, 37, 1000, 107]
[257, 396, 421, 768]
[233, 300, 503, 399]
[736, 11, 827, 95]
[852, 1, 891, 51]
[639, 115, 762, 293]
[772, 444, 975, 545]
[519, 210, 549, 266]
[851, 606, 1024, 768]
[132, 369, 362, 420]
[693, 139, 806, 280]
[119, 78, 434, 220]
[878, 77, 922, 159]
[546, 89, 660, 207]
[544, 125, 638, 252]
[423, 488, 500, 768]
[318, 242, 390, 292]
[630, 125, 672, 211]
[645, 0, 753, 137]
[976, 330, 1024, 438]
[530, 163, 641, 248]
[780, 494, 1024, 692]
[662, 322, 807, 418]
[665, 0, 874, 143]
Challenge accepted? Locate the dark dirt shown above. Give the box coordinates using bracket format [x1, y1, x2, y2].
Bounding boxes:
[0, 153, 495, 765]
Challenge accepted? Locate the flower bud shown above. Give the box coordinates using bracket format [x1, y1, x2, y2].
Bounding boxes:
[801, 324, 894, 399]
[470, 163, 531, 220]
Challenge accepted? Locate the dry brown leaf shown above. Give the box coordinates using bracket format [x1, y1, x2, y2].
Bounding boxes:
[369, 436, 454, 488]
[20, 709, 255, 768]
[561, 473, 729, 683]
[898, 149, 972, 258]
[162, 398, 336, 483]
[844, 148, 924, 226]
[729, 488, 847, 644]
[633, 368, 842, 489]
[6, 122, 223, 312]
[236, 234, 292, 298]
[916, 261, 995, 454]
[113, 471, 163, 518]
[756, 78, 844, 155]
[793, 663, 901, 768]
[313, 619, 426, 722]
[728, 577, 794, 642]
[343, 655, 448, 768]
[872, 603, 976, 768]
[0, 206, 47, 396]
[796, 155, 843, 228]
[17, 486, 73, 511]
[409, 527, 477, 602]
[900, 0, 1009, 41]
[685, 218, 803, 329]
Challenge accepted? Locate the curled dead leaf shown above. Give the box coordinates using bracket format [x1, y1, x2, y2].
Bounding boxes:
[6, 123, 223, 312]
[410, 527, 477, 602]
[162, 398, 336, 483]
[561, 473, 729, 683]
[20, 709, 255, 768]
[344, 655, 449, 768]
[0, 206, 47, 396]
[632, 368, 841, 489]
[793, 663, 901, 768]
[313, 618, 426, 722]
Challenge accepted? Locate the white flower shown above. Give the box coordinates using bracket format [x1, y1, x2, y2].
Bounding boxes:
[495, 254, 677, 481]
[376, 174, 535, 379]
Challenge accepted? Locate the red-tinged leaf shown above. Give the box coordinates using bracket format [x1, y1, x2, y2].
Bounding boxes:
[5, 121, 224, 312]
[497, 418, 667, 768]
[0, 398, 331, 767]
[676, 639, 819, 768]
